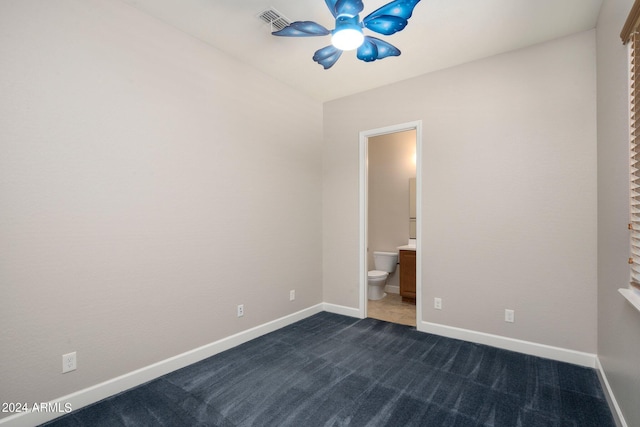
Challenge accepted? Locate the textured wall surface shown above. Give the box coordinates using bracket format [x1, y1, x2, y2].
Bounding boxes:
[324, 31, 598, 353]
[0, 0, 323, 413]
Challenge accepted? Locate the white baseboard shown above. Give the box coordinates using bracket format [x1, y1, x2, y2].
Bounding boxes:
[596, 357, 627, 427]
[418, 320, 597, 368]
[0, 304, 324, 427]
[384, 285, 399, 294]
[322, 302, 362, 318]
[2, 306, 613, 427]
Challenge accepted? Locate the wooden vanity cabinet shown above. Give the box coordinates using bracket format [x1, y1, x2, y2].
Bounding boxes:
[399, 250, 416, 303]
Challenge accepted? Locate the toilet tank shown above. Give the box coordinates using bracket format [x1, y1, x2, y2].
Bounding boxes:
[373, 251, 398, 273]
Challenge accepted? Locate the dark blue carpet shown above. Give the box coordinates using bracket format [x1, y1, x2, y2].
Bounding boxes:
[42, 312, 615, 426]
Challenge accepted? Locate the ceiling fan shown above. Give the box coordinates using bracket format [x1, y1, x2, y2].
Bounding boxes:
[272, 0, 421, 69]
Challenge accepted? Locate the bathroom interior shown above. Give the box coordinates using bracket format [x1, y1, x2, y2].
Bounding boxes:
[366, 129, 417, 327]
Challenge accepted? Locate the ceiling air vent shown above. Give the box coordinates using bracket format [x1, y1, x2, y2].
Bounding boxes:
[258, 7, 291, 32]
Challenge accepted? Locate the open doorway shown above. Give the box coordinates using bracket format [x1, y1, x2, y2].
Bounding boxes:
[359, 121, 422, 327]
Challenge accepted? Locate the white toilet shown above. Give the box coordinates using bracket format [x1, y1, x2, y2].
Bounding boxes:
[368, 251, 399, 300]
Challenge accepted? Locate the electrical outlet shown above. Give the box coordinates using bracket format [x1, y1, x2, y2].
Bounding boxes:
[237, 304, 244, 317]
[505, 309, 515, 323]
[434, 297, 442, 310]
[290, 290, 295, 301]
[62, 352, 76, 373]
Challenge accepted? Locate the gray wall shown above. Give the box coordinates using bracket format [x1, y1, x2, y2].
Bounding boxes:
[596, 0, 640, 425]
[0, 0, 323, 412]
[323, 30, 598, 353]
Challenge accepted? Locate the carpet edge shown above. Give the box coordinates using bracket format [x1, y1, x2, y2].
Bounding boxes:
[1, 304, 324, 427]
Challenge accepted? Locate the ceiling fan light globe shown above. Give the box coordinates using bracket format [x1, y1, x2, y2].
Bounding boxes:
[331, 28, 364, 51]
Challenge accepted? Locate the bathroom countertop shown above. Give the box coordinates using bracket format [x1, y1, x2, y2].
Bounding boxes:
[397, 245, 416, 251]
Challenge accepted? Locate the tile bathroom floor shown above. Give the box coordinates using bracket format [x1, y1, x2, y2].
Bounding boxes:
[367, 292, 416, 327]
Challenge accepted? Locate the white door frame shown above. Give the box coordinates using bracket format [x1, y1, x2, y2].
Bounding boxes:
[359, 120, 423, 323]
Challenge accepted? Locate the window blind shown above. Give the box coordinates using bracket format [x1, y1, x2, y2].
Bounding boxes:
[622, 0, 640, 293]
[630, 31, 640, 293]
[632, 31, 639, 283]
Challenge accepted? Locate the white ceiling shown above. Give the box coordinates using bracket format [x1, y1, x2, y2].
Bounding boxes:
[119, 0, 603, 102]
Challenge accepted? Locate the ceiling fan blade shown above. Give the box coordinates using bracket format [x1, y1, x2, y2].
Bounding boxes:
[363, 15, 408, 35]
[272, 21, 331, 37]
[313, 45, 343, 69]
[325, 0, 364, 18]
[363, 0, 421, 35]
[357, 36, 401, 62]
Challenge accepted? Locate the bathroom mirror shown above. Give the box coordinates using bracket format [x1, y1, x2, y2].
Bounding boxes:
[409, 177, 416, 239]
